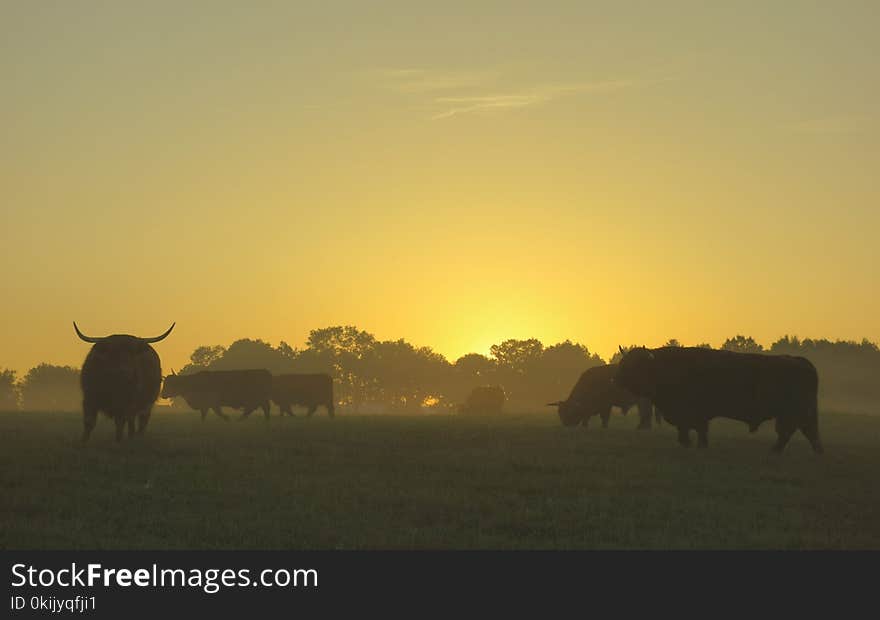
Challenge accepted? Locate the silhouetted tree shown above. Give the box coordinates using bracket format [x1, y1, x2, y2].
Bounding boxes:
[190, 345, 226, 368]
[0, 369, 18, 411]
[533, 341, 604, 403]
[19, 364, 80, 411]
[307, 326, 377, 411]
[448, 353, 497, 405]
[208, 338, 295, 374]
[365, 340, 450, 411]
[664, 339, 682, 347]
[489, 339, 544, 405]
[490, 339, 543, 374]
[722, 335, 764, 354]
[453, 353, 496, 380]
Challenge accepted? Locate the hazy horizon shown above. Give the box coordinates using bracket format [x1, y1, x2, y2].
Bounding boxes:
[3, 1, 878, 377]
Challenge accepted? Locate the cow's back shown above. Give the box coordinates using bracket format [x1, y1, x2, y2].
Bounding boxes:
[183, 370, 272, 406]
[652, 347, 817, 424]
[272, 373, 333, 403]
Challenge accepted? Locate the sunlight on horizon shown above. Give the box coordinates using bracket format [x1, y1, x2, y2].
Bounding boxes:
[2, 2, 878, 376]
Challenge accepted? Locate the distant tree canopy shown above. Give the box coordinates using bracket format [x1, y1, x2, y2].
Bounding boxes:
[18, 364, 80, 411]
[722, 335, 764, 354]
[169, 328, 608, 412]
[7, 330, 880, 415]
[188, 345, 226, 369]
[0, 369, 18, 411]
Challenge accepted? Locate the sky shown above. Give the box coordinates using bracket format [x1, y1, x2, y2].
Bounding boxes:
[2, 1, 878, 375]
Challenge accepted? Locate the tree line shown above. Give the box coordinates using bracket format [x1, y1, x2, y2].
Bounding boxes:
[2, 328, 879, 413]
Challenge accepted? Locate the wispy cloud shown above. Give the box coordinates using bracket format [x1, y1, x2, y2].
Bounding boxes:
[429, 78, 669, 120]
[430, 94, 546, 120]
[368, 68, 672, 120]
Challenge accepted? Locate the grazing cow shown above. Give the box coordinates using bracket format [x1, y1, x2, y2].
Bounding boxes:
[75, 321, 174, 442]
[614, 346, 821, 453]
[547, 364, 657, 429]
[272, 373, 335, 418]
[458, 386, 505, 415]
[161, 369, 272, 421]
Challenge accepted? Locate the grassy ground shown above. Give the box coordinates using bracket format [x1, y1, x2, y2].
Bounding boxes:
[1, 409, 879, 549]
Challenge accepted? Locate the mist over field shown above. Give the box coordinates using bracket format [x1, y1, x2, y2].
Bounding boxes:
[2, 330, 879, 416]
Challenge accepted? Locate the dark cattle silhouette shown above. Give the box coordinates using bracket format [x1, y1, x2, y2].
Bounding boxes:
[162, 369, 272, 421]
[272, 373, 334, 418]
[547, 363, 657, 429]
[614, 346, 821, 453]
[75, 322, 174, 442]
[458, 386, 505, 414]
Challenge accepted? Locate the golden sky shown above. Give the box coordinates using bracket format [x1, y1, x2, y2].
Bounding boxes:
[2, 2, 878, 375]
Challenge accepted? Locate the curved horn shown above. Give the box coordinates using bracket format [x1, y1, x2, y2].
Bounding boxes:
[140, 323, 175, 344]
[73, 322, 105, 344]
[618, 345, 625, 354]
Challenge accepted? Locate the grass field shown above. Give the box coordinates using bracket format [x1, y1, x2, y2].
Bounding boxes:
[2, 409, 879, 549]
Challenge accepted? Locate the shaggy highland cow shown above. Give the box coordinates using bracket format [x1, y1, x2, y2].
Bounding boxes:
[74, 322, 174, 442]
[615, 346, 821, 453]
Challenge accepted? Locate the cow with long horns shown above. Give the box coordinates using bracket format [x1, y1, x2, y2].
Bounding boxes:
[74, 322, 174, 442]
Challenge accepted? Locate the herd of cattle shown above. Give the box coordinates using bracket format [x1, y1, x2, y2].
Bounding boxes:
[72, 323, 822, 453]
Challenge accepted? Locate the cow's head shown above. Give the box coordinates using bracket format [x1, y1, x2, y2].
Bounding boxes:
[614, 346, 657, 398]
[75, 322, 174, 385]
[546, 399, 583, 427]
[161, 370, 183, 399]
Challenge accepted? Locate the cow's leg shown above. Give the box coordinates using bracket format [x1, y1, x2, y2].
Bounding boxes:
[239, 406, 254, 420]
[327, 403, 335, 418]
[200, 409, 208, 422]
[262, 401, 271, 420]
[114, 418, 125, 442]
[581, 415, 589, 429]
[771, 418, 796, 454]
[82, 400, 98, 443]
[600, 410, 610, 428]
[126, 418, 135, 439]
[677, 426, 691, 448]
[655, 407, 663, 425]
[137, 408, 151, 435]
[695, 421, 709, 448]
[800, 410, 823, 454]
[637, 401, 652, 430]
[214, 406, 229, 420]
[307, 405, 317, 418]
